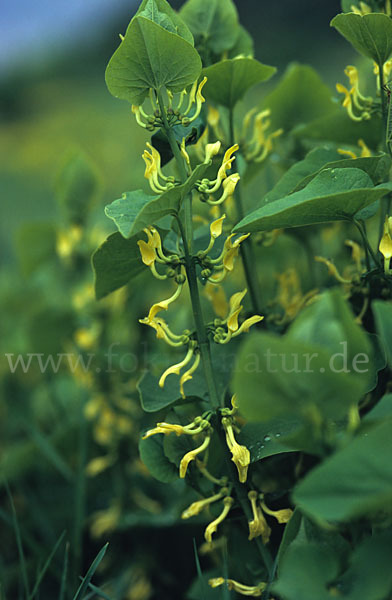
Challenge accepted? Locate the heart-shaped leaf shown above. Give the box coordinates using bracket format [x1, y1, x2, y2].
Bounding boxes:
[331, 12, 392, 65]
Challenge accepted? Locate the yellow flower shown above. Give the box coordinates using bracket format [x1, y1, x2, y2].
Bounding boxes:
[315, 256, 352, 284]
[205, 141, 221, 162]
[209, 577, 266, 597]
[179, 352, 201, 397]
[222, 418, 250, 483]
[261, 500, 293, 524]
[204, 496, 234, 542]
[142, 422, 188, 439]
[181, 488, 227, 519]
[142, 143, 175, 193]
[144, 284, 183, 321]
[217, 144, 239, 182]
[180, 434, 211, 478]
[90, 503, 120, 538]
[210, 214, 226, 239]
[379, 216, 392, 273]
[211, 173, 240, 205]
[226, 289, 247, 332]
[336, 67, 372, 122]
[183, 77, 207, 122]
[248, 491, 271, 543]
[204, 282, 228, 318]
[159, 345, 195, 390]
[86, 454, 115, 477]
[137, 239, 156, 266]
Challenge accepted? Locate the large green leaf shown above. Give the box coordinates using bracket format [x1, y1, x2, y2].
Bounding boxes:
[137, 369, 208, 412]
[272, 543, 339, 600]
[294, 420, 392, 521]
[202, 57, 276, 108]
[237, 417, 303, 462]
[338, 531, 392, 600]
[262, 147, 342, 205]
[105, 163, 210, 238]
[372, 300, 392, 368]
[260, 64, 336, 132]
[288, 290, 373, 389]
[139, 434, 178, 482]
[135, 0, 194, 44]
[234, 168, 391, 233]
[232, 331, 365, 423]
[105, 16, 201, 105]
[331, 12, 392, 65]
[92, 232, 145, 300]
[180, 0, 239, 55]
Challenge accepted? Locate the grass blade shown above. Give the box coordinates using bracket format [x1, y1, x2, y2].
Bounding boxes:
[72, 543, 109, 600]
[86, 582, 113, 600]
[58, 542, 70, 600]
[5, 481, 29, 598]
[28, 530, 66, 600]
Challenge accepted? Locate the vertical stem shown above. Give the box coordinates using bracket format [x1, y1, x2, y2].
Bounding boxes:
[228, 108, 263, 314]
[156, 88, 220, 408]
[354, 219, 380, 269]
[378, 65, 391, 244]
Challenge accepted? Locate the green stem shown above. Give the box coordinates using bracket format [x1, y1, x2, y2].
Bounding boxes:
[156, 88, 220, 409]
[229, 108, 263, 315]
[157, 88, 193, 252]
[354, 219, 380, 270]
[378, 65, 391, 244]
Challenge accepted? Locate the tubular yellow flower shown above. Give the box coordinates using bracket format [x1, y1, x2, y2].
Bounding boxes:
[210, 173, 240, 205]
[217, 144, 239, 181]
[222, 233, 250, 272]
[132, 104, 148, 128]
[345, 239, 363, 273]
[181, 488, 227, 519]
[336, 81, 370, 122]
[248, 491, 271, 543]
[222, 418, 250, 483]
[210, 214, 226, 239]
[226, 289, 247, 332]
[233, 315, 264, 336]
[260, 500, 293, 524]
[142, 422, 188, 439]
[183, 77, 207, 122]
[180, 434, 211, 478]
[344, 66, 372, 107]
[358, 138, 371, 157]
[137, 239, 156, 266]
[204, 496, 234, 542]
[209, 577, 266, 597]
[179, 352, 201, 397]
[146, 283, 183, 321]
[142, 142, 175, 193]
[379, 216, 392, 273]
[315, 256, 352, 284]
[138, 316, 186, 346]
[253, 128, 283, 163]
[159, 345, 195, 388]
[205, 141, 221, 162]
[204, 282, 228, 318]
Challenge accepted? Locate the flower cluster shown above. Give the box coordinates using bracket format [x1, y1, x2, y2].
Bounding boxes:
[336, 65, 373, 122]
[131, 77, 207, 131]
[241, 108, 283, 163]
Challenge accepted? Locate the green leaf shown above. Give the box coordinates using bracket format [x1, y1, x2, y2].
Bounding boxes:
[338, 531, 392, 600]
[202, 57, 276, 108]
[105, 163, 210, 238]
[372, 300, 392, 367]
[137, 370, 208, 412]
[180, 0, 239, 55]
[228, 24, 254, 58]
[55, 151, 99, 225]
[272, 543, 339, 600]
[72, 543, 109, 600]
[262, 147, 342, 205]
[234, 168, 390, 233]
[139, 434, 178, 482]
[293, 420, 392, 521]
[92, 232, 145, 300]
[363, 393, 392, 423]
[295, 154, 392, 190]
[237, 418, 303, 462]
[105, 16, 202, 105]
[331, 12, 392, 65]
[287, 290, 373, 390]
[135, 0, 194, 44]
[232, 331, 365, 423]
[260, 64, 336, 132]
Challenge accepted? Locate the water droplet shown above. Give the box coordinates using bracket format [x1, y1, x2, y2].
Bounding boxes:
[259, 444, 265, 449]
[275, 433, 281, 438]
[264, 435, 271, 442]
